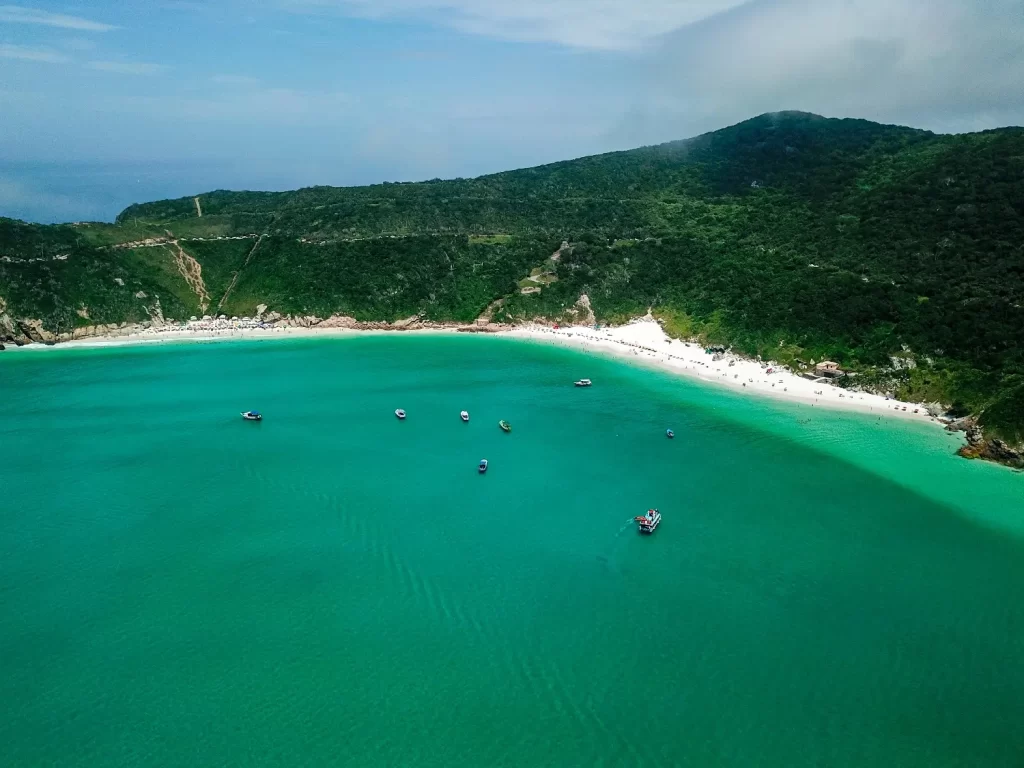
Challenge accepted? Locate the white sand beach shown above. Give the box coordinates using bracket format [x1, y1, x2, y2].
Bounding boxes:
[507, 318, 936, 423]
[7, 316, 936, 423]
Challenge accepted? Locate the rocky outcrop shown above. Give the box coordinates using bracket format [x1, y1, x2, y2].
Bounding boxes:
[70, 323, 125, 339]
[947, 417, 1024, 468]
[392, 314, 425, 329]
[142, 297, 165, 326]
[958, 434, 1024, 468]
[0, 311, 18, 341]
[17, 319, 55, 344]
[945, 416, 977, 434]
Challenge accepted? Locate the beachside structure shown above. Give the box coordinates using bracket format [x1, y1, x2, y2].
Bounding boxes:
[816, 361, 843, 377]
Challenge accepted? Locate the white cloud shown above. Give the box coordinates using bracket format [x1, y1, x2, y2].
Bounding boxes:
[0, 5, 117, 31]
[211, 74, 261, 85]
[632, 0, 1024, 135]
[289, 0, 748, 50]
[61, 37, 99, 52]
[0, 43, 69, 62]
[88, 60, 168, 75]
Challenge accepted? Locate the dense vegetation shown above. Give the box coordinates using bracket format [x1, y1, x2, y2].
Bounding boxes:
[1, 112, 1022, 445]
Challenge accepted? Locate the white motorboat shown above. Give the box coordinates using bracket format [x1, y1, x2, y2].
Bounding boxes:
[634, 509, 661, 534]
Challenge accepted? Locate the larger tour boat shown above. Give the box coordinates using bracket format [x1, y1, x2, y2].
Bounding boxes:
[634, 509, 661, 534]
[241, 411, 262, 421]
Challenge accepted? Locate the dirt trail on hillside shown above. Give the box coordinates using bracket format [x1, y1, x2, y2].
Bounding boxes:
[194, 197, 203, 217]
[476, 297, 504, 323]
[216, 234, 264, 313]
[167, 237, 210, 312]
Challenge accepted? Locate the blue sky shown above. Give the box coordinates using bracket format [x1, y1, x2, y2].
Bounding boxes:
[2, 0, 1023, 222]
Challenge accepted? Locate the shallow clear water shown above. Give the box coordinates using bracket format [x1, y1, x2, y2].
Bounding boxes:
[1, 336, 1022, 767]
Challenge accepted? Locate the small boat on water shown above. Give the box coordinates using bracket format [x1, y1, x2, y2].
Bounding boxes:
[478, 459, 488, 473]
[635, 509, 661, 534]
[395, 409, 406, 420]
[461, 410, 470, 422]
[499, 420, 511, 433]
[574, 378, 593, 387]
[241, 411, 262, 421]
[665, 429, 674, 439]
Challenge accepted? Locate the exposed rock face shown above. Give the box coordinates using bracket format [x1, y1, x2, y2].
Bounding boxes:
[391, 315, 424, 330]
[316, 315, 361, 329]
[945, 416, 977, 433]
[951, 420, 1024, 468]
[143, 297, 165, 326]
[959, 437, 1024, 467]
[572, 294, 596, 326]
[71, 323, 122, 339]
[0, 311, 17, 341]
[17, 319, 55, 344]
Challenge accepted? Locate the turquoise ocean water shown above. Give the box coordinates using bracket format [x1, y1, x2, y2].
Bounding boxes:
[1, 335, 1022, 767]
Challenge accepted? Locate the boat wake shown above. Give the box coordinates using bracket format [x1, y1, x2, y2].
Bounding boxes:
[614, 518, 636, 536]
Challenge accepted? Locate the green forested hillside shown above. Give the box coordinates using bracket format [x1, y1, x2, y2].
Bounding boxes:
[1, 112, 1022, 445]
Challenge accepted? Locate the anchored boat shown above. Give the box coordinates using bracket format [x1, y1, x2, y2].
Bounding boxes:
[461, 410, 470, 422]
[478, 459, 488, 473]
[241, 411, 262, 421]
[395, 409, 407, 420]
[634, 509, 661, 534]
[499, 420, 511, 433]
[574, 378, 593, 387]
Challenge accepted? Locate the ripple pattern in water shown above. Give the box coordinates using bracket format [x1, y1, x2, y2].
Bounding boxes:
[1, 336, 1023, 767]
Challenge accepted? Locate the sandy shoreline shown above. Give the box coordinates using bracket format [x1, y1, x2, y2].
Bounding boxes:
[4, 324, 467, 349]
[507, 320, 936, 423]
[3, 318, 937, 424]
